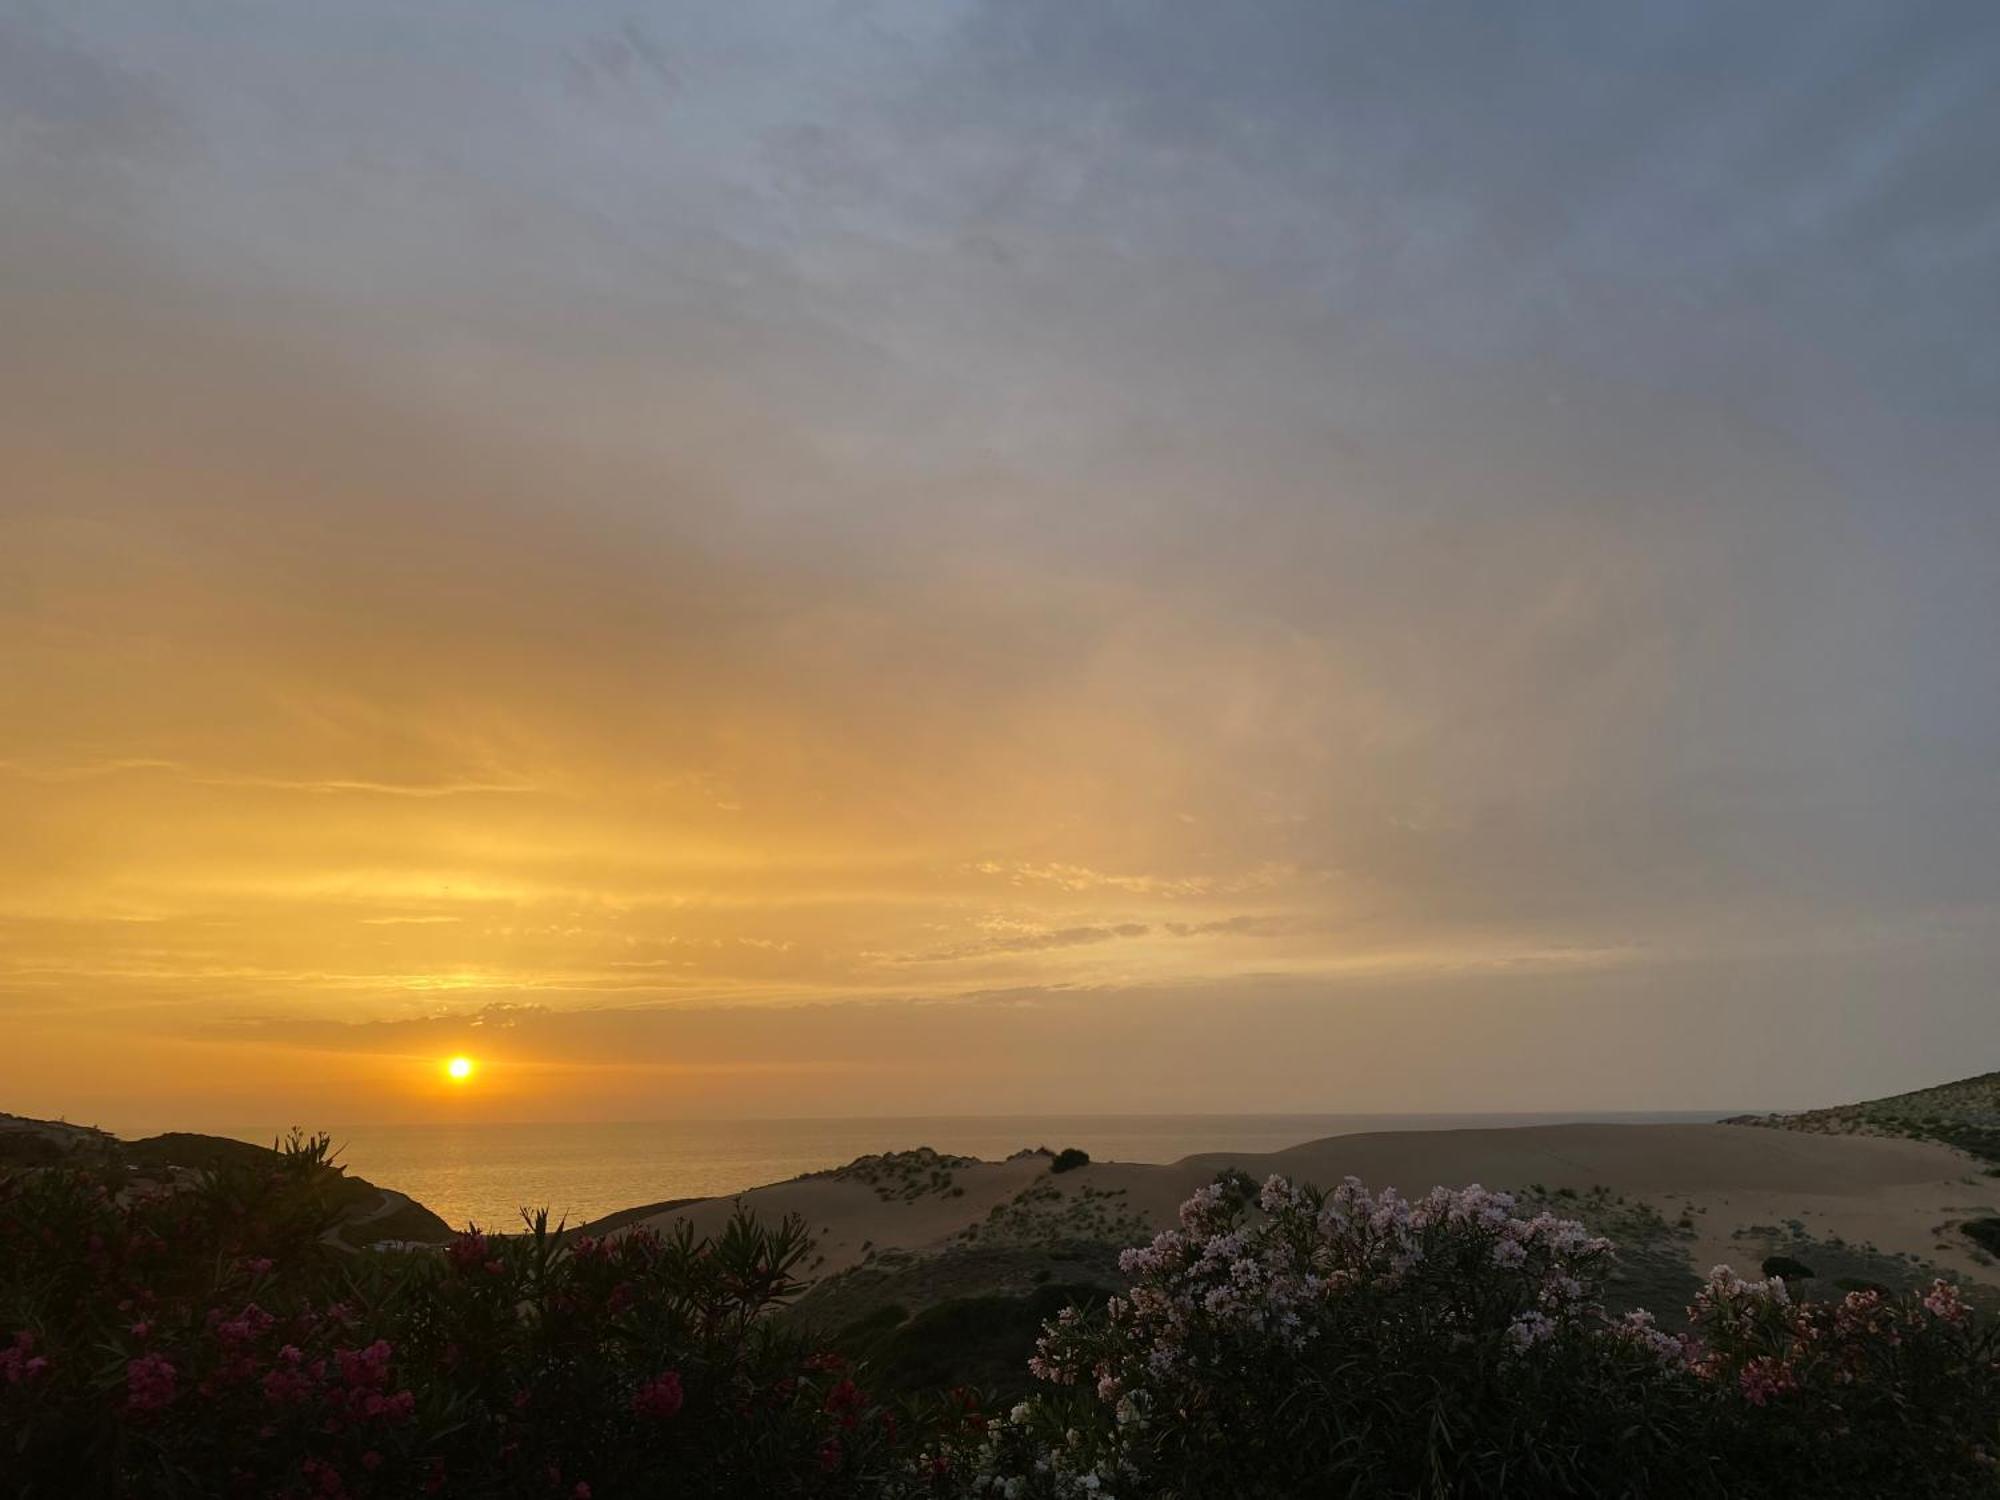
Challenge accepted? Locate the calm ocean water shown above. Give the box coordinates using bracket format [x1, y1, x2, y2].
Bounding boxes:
[209, 1112, 1725, 1231]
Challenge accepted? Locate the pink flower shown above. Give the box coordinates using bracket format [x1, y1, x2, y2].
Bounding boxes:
[445, 1230, 489, 1275]
[214, 1303, 275, 1347]
[357, 1388, 416, 1425]
[1, 1333, 52, 1387]
[337, 1339, 393, 1391]
[1, 1332, 50, 1385]
[823, 1377, 865, 1429]
[1922, 1279, 1971, 1326]
[262, 1345, 316, 1407]
[1737, 1356, 1796, 1407]
[632, 1370, 684, 1420]
[126, 1353, 179, 1412]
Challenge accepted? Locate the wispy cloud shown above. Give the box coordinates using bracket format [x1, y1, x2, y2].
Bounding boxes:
[0, 759, 537, 798]
[890, 922, 1152, 964]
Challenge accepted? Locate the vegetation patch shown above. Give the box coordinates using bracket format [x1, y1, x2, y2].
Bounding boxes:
[1511, 1183, 1701, 1315]
[803, 1147, 979, 1205]
[830, 1284, 1110, 1401]
[793, 1240, 1126, 1342]
[1963, 1217, 2000, 1257]
[1724, 1223, 1965, 1306]
[963, 1177, 1149, 1249]
[1727, 1069, 2000, 1167]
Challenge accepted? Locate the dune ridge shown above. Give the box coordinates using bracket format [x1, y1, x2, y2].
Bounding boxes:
[598, 1120, 2000, 1303]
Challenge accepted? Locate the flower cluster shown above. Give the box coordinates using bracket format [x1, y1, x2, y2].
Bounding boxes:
[1080, 1177, 1614, 1394]
[0, 1330, 50, 1387]
[124, 1351, 177, 1413]
[631, 1369, 684, 1421]
[958, 1175, 2000, 1499]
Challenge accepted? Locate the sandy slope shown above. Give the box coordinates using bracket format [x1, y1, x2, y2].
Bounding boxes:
[607, 1124, 1998, 1287]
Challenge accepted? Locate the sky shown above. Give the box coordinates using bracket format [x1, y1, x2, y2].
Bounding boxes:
[3, 1, 1997, 1128]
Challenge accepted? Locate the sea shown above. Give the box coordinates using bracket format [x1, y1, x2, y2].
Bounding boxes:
[209, 1112, 1726, 1231]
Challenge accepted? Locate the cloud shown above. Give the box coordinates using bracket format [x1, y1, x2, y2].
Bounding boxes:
[892, 922, 1152, 964]
[0, 759, 536, 798]
[969, 861, 1227, 898]
[1163, 916, 1286, 939]
[1, 2, 1997, 1114]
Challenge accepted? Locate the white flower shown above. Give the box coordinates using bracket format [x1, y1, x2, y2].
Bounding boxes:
[1505, 1311, 1556, 1351]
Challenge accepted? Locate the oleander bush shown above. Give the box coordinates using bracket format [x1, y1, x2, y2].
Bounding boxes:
[954, 1174, 2000, 1499]
[4, 1141, 1996, 1498]
[0, 1134, 977, 1498]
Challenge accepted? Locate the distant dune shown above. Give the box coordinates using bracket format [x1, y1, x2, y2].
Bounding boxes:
[595, 1117, 2000, 1327]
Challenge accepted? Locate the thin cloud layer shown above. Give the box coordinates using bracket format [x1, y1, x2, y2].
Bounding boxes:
[2, 2, 1996, 1122]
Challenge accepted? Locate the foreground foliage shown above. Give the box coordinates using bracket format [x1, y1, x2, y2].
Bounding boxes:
[0, 1135, 973, 1497]
[3, 1137, 1995, 1497]
[959, 1175, 2000, 1498]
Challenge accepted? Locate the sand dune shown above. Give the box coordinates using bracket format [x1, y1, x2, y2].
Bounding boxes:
[606, 1123, 1998, 1290]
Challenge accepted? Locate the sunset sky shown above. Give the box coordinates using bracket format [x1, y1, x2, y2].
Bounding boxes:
[4, 3, 1998, 1127]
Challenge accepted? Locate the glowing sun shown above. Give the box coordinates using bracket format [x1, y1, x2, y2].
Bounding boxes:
[445, 1055, 475, 1082]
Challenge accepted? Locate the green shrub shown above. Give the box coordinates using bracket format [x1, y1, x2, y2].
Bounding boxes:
[1761, 1254, 1816, 1280]
[839, 1286, 1108, 1401]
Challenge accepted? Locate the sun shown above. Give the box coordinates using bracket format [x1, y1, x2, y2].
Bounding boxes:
[445, 1055, 475, 1082]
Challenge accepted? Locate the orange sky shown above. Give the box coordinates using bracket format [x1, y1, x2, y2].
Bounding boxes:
[4, 5, 1998, 1126]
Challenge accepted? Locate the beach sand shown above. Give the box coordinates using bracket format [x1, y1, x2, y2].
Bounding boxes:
[602, 1123, 1998, 1290]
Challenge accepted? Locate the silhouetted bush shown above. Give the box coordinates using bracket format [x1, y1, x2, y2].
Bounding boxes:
[0, 1134, 978, 1497]
[1047, 1149, 1089, 1175]
[1761, 1254, 1816, 1280]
